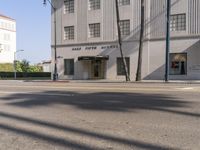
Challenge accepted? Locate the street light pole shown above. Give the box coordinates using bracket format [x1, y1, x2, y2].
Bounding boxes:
[43, 0, 58, 81]
[165, 0, 171, 82]
[14, 50, 24, 80]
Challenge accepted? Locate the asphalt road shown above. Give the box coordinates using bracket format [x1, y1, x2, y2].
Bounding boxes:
[0, 80, 199, 150]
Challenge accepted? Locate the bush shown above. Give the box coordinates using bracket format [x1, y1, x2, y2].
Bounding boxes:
[0, 60, 43, 73]
[0, 72, 51, 79]
[0, 63, 14, 72]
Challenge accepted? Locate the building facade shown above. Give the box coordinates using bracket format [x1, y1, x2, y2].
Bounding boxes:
[0, 14, 16, 63]
[51, 0, 200, 80]
[38, 60, 52, 72]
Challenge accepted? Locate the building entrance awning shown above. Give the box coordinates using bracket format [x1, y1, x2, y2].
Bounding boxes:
[78, 55, 109, 61]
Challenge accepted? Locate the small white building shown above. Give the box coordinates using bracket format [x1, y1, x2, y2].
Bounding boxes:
[51, 0, 200, 81]
[41, 60, 52, 72]
[0, 14, 16, 63]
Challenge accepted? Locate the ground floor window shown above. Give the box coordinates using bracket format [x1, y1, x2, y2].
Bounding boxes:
[64, 59, 74, 75]
[117, 57, 130, 75]
[170, 53, 187, 75]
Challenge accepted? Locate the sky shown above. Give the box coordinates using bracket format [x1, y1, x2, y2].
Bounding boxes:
[0, 0, 51, 64]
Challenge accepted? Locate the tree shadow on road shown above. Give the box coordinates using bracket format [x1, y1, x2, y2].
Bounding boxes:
[0, 91, 199, 149]
[1, 91, 200, 117]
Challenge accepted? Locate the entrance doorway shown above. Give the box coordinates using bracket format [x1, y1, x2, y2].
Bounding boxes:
[78, 56, 109, 80]
[91, 60, 105, 79]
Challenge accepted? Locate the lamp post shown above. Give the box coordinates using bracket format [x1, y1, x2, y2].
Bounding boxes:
[14, 50, 24, 79]
[43, 0, 58, 81]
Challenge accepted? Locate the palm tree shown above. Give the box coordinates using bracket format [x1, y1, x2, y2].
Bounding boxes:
[136, 0, 145, 81]
[115, 0, 130, 81]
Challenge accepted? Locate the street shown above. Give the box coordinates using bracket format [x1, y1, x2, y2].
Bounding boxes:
[0, 80, 199, 150]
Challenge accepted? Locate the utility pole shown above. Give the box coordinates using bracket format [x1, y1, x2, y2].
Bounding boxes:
[115, 0, 130, 82]
[165, 0, 171, 82]
[14, 50, 24, 80]
[136, 0, 145, 81]
[43, 0, 58, 81]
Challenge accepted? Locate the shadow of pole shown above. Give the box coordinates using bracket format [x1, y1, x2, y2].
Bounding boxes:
[0, 111, 177, 150]
[0, 123, 101, 150]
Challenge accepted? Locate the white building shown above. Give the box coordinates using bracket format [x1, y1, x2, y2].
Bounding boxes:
[51, 0, 200, 80]
[39, 60, 52, 72]
[0, 14, 16, 63]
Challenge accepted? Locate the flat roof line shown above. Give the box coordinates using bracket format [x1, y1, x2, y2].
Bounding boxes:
[0, 14, 15, 21]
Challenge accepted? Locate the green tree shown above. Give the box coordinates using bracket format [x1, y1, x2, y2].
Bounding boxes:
[14, 59, 43, 73]
[20, 59, 30, 72]
[28, 66, 43, 72]
[15, 61, 23, 72]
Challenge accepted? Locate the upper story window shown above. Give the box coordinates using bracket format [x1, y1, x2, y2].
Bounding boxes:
[64, 0, 74, 14]
[119, 20, 130, 36]
[0, 21, 15, 31]
[64, 26, 75, 40]
[118, 0, 130, 6]
[170, 14, 186, 31]
[4, 34, 10, 41]
[3, 44, 10, 51]
[89, 23, 100, 38]
[89, 0, 100, 10]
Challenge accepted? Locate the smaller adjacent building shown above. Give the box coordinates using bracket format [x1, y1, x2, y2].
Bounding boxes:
[42, 60, 52, 72]
[38, 60, 52, 72]
[0, 14, 16, 63]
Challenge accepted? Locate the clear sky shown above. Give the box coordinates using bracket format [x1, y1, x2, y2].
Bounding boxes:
[0, 0, 51, 64]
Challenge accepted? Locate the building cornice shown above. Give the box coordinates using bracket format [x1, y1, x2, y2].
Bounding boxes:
[0, 27, 16, 32]
[51, 34, 200, 48]
[51, 41, 119, 48]
[0, 14, 15, 22]
[149, 34, 200, 41]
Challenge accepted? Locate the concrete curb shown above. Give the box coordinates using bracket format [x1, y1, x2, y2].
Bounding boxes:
[18, 79, 200, 84]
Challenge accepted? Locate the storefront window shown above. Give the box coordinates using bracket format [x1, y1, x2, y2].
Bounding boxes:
[170, 53, 187, 75]
[117, 57, 130, 75]
[64, 59, 74, 75]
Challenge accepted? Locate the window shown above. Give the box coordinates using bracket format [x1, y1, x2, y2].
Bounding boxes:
[117, 57, 130, 75]
[170, 53, 187, 75]
[89, 0, 100, 10]
[170, 14, 186, 31]
[89, 23, 100, 38]
[4, 34, 10, 41]
[4, 45, 10, 51]
[118, 0, 130, 6]
[119, 20, 130, 36]
[64, 26, 74, 40]
[11, 24, 15, 30]
[64, 0, 74, 13]
[64, 59, 74, 75]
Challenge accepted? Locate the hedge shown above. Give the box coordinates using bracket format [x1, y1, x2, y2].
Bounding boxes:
[0, 72, 51, 78]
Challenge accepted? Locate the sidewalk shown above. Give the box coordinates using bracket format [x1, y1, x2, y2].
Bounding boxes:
[19, 79, 200, 84]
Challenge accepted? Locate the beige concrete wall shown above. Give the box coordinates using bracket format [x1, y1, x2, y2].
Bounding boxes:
[52, 0, 200, 80]
[147, 38, 200, 80]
